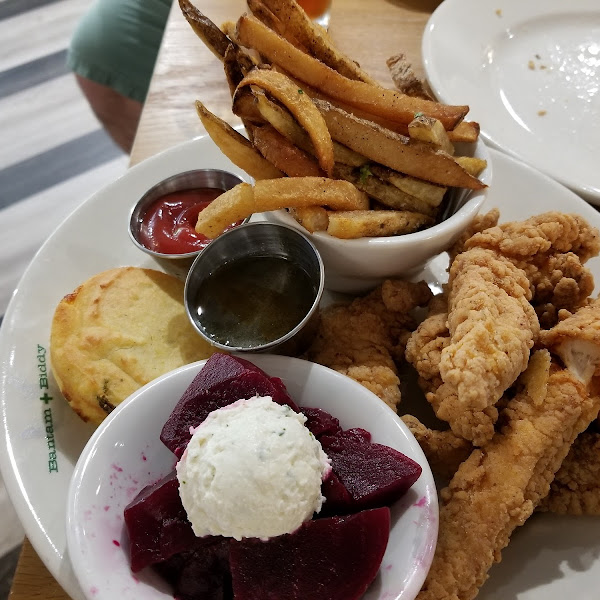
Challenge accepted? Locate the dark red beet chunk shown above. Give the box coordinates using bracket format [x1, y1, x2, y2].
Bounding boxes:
[320, 471, 354, 516]
[301, 407, 342, 438]
[229, 508, 390, 600]
[124, 471, 197, 572]
[160, 354, 298, 455]
[320, 430, 422, 510]
[152, 537, 232, 600]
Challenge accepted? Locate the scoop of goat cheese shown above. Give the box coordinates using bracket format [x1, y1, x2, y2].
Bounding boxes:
[176, 395, 330, 541]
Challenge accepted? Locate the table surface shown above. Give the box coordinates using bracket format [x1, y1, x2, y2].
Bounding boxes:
[8, 0, 440, 597]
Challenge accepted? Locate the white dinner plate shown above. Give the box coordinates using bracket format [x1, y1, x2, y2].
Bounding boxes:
[422, 0, 600, 204]
[0, 137, 599, 600]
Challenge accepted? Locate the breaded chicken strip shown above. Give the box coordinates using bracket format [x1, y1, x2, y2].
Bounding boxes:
[465, 212, 600, 327]
[433, 248, 539, 445]
[305, 280, 432, 411]
[447, 208, 500, 264]
[404, 351, 551, 481]
[540, 298, 600, 384]
[402, 414, 471, 480]
[405, 293, 449, 394]
[417, 366, 600, 600]
[538, 431, 600, 515]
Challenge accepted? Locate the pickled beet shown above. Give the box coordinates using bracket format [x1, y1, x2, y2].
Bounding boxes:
[152, 537, 232, 600]
[320, 429, 422, 510]
[160, 354, 298, 455]
[229, 508, 391, 600]
[124, 471, 197, 572]
[301, 407, 342, 438]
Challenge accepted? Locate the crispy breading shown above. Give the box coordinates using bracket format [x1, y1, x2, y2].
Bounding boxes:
[405, 293, 449, 394]
[540, 298, 600, 384]
[417, 366, 600, 600]
[402, 414, 471, 481]
[432, 248, 539, 445]
[538, 431, 600, 515]
[404, 350, 551, 481]
[465, 212, 600, 261]
[447, 208, 500, 264]
[465, 212, 600, 326]
[305, 280, 432, 410]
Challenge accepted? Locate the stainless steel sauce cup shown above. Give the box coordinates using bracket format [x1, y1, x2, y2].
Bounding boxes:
[184, 222, 324, 355]
[128, 169, 245, 280]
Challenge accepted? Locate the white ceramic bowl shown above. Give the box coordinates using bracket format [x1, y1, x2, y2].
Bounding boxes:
[267, 140, 491, 293]
[66, 355, 438, 600]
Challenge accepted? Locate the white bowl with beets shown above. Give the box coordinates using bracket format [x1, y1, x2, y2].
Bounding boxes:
[267, 139, 491, 294]
[66, 354, 438, 600]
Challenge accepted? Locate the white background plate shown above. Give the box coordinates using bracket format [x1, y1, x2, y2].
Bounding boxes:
[0, 136, 599, 599]
[422, 0, 600, 204]
[66, 356, 437, 600]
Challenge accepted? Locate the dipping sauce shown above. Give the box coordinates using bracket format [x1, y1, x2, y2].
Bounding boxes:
[193, 255, 317, 348]
[138, 188, 239, 255]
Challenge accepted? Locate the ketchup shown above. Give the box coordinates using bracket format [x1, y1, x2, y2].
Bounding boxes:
[138, 188, 239, 255]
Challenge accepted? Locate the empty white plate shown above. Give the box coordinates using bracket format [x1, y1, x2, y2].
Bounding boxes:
[423, 0, 600, 204]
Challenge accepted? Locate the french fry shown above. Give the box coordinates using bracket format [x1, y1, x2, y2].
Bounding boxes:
[314, 99, 485, 189]
[455, 156, 488, 178]
[447, 120, 480, 143]
[220, 20, 238, 42]
[196, 182, 255, 239]
[370, 164, 447, 207]
[408, 115, 455, 156]
[178, 0, 232, 59]
[235, 68, 334, 175]
[386, 53, 433, 100]
[196, 178, 370, 238]
[253, 177, 369, 211]
[290, 206, 329, 232]
[252, 125, 324, 177]
[195, 101, 283, 180]
[247, 0, 308, 52]
[326, 210, 434, 239]
[253, 90, 368, 167]
[259, 0, 379, 85]
[236, 15, 469, 130]
[332, 164, 437, 216]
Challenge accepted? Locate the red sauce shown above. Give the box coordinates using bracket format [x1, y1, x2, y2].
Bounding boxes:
[138, 188, 239, 255]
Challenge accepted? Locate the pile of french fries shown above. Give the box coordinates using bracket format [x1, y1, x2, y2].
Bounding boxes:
[181, 0, 487, 240]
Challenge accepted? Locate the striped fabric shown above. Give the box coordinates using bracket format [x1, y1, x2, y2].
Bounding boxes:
[0, 0, 129, 326]
[0, 0, 129, 590]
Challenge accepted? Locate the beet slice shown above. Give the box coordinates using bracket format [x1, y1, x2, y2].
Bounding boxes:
[124, 471, 197, 572]
[230, 507, 390, 600]
[160, 353, 298, 455]
[320, 470, 354, 516]
[152, 537, 232, 600]
[320, 430, 422, 509]
[301, 407, 342, 438]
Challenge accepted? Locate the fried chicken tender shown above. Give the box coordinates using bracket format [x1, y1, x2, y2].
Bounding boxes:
[447, 208, 500, 264]
[417, 366, 600, 600]
[540, 298, 600, 384]
[432, 248, 539, 445]
[404, 350, 551, 481]
[537, 431, 600, 515]
[305, 280, 432, 410]
[402, 414, 471, 480]
[465, 212, 600, 327]
[405, 293, 449, 394]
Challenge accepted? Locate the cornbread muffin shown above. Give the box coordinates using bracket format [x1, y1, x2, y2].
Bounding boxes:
[50, 267, 216, 425]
